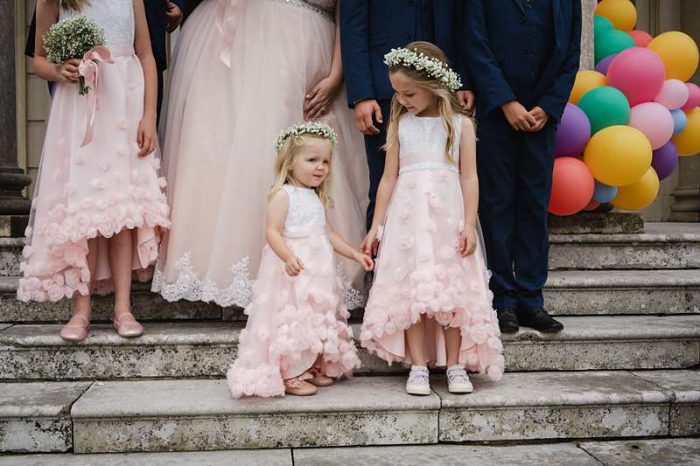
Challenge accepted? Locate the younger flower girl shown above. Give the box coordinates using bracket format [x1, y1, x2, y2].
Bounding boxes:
[227, 122, 373, 397]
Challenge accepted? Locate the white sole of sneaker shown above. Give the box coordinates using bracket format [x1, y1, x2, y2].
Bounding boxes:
[448, 386, 473, 394]
[406, 386, 431, 396]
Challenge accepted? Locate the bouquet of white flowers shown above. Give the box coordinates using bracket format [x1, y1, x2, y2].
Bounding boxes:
[42, 15, 106, 95]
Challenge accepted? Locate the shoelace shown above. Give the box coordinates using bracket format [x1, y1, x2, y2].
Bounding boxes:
[447, 368, 469, 384]
[408, 370, 429, 384]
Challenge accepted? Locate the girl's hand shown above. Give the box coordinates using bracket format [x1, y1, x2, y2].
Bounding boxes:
[303, 75, 341, 121]
[458, 226, 478, 257]
[360, 226, 380, 256]
[57, 59, 81, 82]
[352, 250, 374, 271]
[136, 117, 158, 157]
[285, 256, 304, 277]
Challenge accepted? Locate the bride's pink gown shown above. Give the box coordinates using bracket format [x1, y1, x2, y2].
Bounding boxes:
[152, 0, 368, 307]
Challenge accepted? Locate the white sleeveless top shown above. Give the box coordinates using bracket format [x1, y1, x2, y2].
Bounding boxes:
[398, 113, 462, 174]
[281, 185, 326, 234]
[60, 0, 134, 49]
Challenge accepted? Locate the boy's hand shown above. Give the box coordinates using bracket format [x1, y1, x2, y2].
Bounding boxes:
[501, 101, 537, 131]
[528, 106, 549, 132]
[353, 99, 383, 135]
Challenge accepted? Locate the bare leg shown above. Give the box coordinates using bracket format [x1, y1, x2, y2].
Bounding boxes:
[72, 237, 98, 320]
[445, 327, 462, 367]
[108, 229, 133, 318]
[406, 315, 427, 366]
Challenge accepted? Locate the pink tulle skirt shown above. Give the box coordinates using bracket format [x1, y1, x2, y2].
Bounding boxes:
[227, 226, 360, 398]
[360, 167, 505, 381]
[17, 48, 170, 302]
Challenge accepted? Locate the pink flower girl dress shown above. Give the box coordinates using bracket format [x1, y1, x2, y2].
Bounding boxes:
[17, 1, 170, 302]
[227, 185, 360, 398]
[360, 113, 505, 381]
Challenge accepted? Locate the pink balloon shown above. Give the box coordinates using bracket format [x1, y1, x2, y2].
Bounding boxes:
[654, 79, 690, 110]
[607, 47, 666, 106]
[681, 83, 700, 111]
[628, 30, 653, 47]
[629, 102, 675, 150]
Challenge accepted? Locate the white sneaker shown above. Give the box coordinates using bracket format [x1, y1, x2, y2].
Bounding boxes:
[406, 366, 431, 396]
[446, 365, 473, 394]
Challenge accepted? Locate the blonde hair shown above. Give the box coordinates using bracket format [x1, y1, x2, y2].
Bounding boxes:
[269, 134, 334, 208]
[384, 41, 472, 162]
[48, 0, 90, 11]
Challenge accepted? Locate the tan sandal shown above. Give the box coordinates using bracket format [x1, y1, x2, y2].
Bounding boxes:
[60, 315, 90, 342]
[308, 367, 334, 387]
[284, 373, 318, 396]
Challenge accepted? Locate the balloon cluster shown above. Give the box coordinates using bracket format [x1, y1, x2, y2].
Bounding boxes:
[549, 0, 700, 216]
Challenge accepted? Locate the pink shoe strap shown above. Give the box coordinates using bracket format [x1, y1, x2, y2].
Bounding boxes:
[65, 315, 90, 327]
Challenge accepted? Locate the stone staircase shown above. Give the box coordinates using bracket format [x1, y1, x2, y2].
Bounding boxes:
[0, 222, 698, 457]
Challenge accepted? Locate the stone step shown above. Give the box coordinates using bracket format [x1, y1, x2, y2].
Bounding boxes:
[2, 223, 698, 278]
[2, 371, 697, 454]
[66, 370, 699, 452]
[548, 222, 700, 270]
[4, 438, 699, 465]
[1, 316, 698, 381]
[2, 269, 698, 324]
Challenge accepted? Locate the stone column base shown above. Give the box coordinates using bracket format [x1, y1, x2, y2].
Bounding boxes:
[670, 188, 700, 222]
[0, 214, 29, 237]
[549, 213, 645, 234]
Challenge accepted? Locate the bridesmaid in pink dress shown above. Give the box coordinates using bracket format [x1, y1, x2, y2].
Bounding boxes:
[153, 0, 368, 309]
[18, 0, 170, 341]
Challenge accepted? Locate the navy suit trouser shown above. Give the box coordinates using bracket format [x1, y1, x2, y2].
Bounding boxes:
[363, 99, 393, 229]
[476, 110, 556, 310]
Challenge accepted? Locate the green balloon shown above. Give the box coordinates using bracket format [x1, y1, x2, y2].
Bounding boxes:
[595, 29, 635, 64]
[594, 15, 614, 35]
[578, 86, 631, 134]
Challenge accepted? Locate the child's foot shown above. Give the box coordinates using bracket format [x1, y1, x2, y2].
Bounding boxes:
[405, 365, 430, 396]
[60, 315, 90, 342]
[284, 375, 318, 396]
[308, 368, 334, 387]
[446, 365, 473, 394]
[113, 311, 144, 338]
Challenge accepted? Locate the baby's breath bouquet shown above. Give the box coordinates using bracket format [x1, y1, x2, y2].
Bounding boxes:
[42, 15, 106, 95]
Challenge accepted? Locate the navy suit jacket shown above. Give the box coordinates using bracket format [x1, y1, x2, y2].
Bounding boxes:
[340, 0, 471, 107]
[26, 1, 185, 71]
[463, 0, 581, 121]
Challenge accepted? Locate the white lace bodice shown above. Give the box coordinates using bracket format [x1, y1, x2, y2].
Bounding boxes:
[60, 0, 134, 49]
[282, 185, 326, 232]
[398, 113, 462, 173]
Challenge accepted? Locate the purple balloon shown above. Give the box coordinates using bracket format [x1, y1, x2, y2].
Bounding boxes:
[651, 141, 679, 180]
[555, 104, 591, 157]
[595, 53, 617, 75]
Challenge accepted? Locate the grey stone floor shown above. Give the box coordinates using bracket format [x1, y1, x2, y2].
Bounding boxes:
[1, 438, 698, 465]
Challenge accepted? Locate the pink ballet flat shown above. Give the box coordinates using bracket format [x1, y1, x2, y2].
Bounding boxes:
[113, 312, 144, 338]
[60, 315, 90, 342]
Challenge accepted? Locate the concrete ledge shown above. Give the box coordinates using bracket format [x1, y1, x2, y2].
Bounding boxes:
[71, 377, 439, 453]
[0, 382, 91, 453]
[437, 371, 671, 442]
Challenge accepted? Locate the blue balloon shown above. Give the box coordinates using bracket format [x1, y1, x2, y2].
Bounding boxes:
[593, 181, 618, 203]
[671, 109, 687, 136]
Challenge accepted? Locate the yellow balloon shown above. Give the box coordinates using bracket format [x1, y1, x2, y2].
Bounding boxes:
[596, 0, 637, 32]
[648, 31, 700, 82]
[584, 125, 652, 186]
[673, 108, 700, 157]
[611, 167, 660, 210]
[569, 70, 607, 104]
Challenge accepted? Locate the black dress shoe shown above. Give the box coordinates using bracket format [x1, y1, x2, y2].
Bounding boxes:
[519, 307, 564, 333]
[496, 308, 519, 333]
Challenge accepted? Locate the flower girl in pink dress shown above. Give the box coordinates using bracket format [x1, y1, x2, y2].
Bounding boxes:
[17, 0, 170, 341]
[227, 122, 373, 397]
[360, 42, 504, 396]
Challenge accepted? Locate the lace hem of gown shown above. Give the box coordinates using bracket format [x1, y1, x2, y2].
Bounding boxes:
[151, 252, 366, 309]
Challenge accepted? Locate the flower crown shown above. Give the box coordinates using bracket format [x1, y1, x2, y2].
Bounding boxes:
[274, 121, 338, 152]
[384, 47, 462, 91]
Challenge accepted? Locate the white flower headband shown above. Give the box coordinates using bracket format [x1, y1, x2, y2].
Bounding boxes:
[384, 47, 462, 91]
[274, 121, 338, 153]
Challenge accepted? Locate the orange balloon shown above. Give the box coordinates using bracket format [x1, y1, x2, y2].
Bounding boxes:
[672, 108, 700, 157]
[549, 157, 595, 216]
[611, 167, 660, 210]
[596, 0, 637, 32]
[570, 70, 607, 104]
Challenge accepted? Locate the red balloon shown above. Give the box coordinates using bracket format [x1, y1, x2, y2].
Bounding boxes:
[628, 30, 653, 47]
[584, 200, 601, 211]
[548, 157, 596, 216]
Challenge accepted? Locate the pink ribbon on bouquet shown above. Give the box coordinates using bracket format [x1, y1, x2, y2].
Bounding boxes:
[79, 46, 114, 147]
[216, 0, 245, 68]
